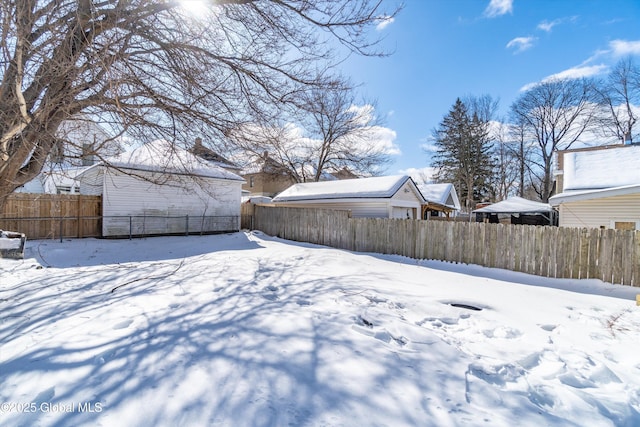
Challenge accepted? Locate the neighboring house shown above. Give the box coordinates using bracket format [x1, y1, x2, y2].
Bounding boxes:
[472, 196, 557, 225]
[17, 167, 88, 194]
[240, 153, 359, 198]
[417, 183, 460, 219]
[271, 175, 426, 219]
[77, 139, 244, 237]
[241, 153, 297, 198]
[16, 117, 122, 194]
[330, 167, 359, 180]
[549, 144, 640, 229]
[51, 117, 122, 167]
[189, 137, 243, 175]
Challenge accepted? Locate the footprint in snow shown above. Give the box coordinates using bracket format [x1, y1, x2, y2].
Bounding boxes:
[113, 319, 133, 330]
[482, 326, 522, 339]
[352, 315, 408, 347]
[262, 285, 279, 301]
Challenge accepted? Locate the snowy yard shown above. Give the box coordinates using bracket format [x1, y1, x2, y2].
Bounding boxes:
[1, 231, 639, 426]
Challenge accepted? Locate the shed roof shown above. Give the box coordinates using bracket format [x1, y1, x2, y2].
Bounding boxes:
[417, 183, 461, 210]
[472, 196, 553, 214]
[272, 175, 425, 203]
[95, 139, 244, 181]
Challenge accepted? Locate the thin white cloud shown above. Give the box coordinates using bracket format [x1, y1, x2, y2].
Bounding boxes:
[368, 126, 401, 155]
[376, 16, 395, 31]
[545, 64, 608, 80]
[537, 19, 560, 32]
[399, 167, 437, 184]
[506, 36, 537, 53]
[537, 16, 577, 33]
[520, 64, 608, 92]
[483, 0, 513, 18]
[609, 39, 640, 57]
[420, 140, 438, 153]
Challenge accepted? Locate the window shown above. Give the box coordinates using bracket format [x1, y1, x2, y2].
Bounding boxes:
[614, 221, 636, 231]
[249, 176, 255, 188]
[56, 186, 72, 194]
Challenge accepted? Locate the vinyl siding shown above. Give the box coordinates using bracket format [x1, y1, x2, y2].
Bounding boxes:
[558, 192, 640, 229]
[271, 200, 389, 218]
[101, 168, 241, 236]
[78, 167, 104, 196]
[390, 181, 423, 204]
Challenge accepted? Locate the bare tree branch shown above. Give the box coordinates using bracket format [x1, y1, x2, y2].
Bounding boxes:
[0, 0, 397, 205]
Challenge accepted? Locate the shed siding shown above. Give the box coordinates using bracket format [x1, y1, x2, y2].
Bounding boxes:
[272, 201, 389, 218]
[559, 192, 640, 229]
[78, 167, 104, 196]
[389, 181, 422, 219]
[101, 168, 241, 236]
[391, 181, 422, 203]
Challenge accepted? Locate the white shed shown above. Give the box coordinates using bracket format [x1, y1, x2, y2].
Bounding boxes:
[417, 183, 461, 219]
[78, 140, 245, 237]
[271, 175, 426, 219]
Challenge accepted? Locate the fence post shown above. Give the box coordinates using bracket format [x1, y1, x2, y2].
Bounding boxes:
[59, 217, 63, 243]
[77, 196, 82, 238]
[186, 215, 189, 236]
[129, 216, 132, 240]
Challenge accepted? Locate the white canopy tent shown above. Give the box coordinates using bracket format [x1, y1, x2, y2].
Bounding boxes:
[472, 196, 557, 225]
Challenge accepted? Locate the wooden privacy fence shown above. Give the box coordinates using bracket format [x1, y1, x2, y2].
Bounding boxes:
[0, 193, 102, 240]
[253, 205, 640, 287]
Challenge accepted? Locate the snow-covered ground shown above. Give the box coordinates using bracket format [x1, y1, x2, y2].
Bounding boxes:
[1, 232, 639, 427]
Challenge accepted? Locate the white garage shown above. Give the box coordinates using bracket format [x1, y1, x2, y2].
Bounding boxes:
[78, 140, 245, 237]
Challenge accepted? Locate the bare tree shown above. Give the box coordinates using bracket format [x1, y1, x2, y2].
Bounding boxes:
[0, 0, 397, 206]
[296, 81, 393, 180]
[509, 78, 598, 202]
[228, 80, 394, 181]
[504, 114, 539, 198]
[490, 121, 520, 201]
[594, 57, 640, 143]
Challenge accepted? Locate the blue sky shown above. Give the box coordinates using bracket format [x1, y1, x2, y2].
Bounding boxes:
[340, 0, 640, 179]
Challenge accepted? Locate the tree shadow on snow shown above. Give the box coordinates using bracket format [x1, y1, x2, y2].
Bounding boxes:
[22, 232, 264, 268]
[254, 232, 638, 302]
[0, 238, 451, 427]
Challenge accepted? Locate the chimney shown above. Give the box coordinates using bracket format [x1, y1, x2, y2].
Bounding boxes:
[195, 137, 203, 148]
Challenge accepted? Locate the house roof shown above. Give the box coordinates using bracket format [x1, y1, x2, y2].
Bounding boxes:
[189, 140, 240, 171]
[241, 154, 289, 176]
[549, 183, 640, 205]
[89, 139, 244, 181]
[562, 144, 640, 191]
[272, 175, 426, 203]
[472, 196, 553, 214]
[417, 183, 461, 210]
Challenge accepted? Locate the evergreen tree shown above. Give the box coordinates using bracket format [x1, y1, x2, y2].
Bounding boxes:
[431, 98, 495, 212]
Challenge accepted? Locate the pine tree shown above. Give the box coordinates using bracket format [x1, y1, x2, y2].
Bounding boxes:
[432, 98, 495, 211]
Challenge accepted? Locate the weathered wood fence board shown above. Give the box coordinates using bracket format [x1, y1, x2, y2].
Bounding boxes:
[0, 194, 101, 239]
[252, 205, 640, 287]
